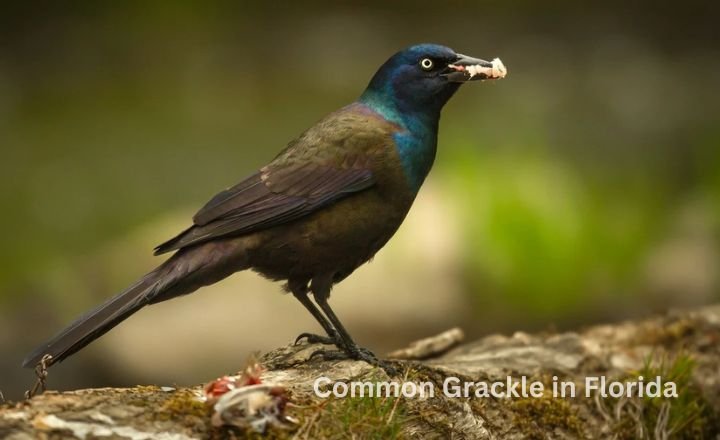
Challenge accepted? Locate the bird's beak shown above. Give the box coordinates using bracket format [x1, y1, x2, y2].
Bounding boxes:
[442, 54, 507, 82]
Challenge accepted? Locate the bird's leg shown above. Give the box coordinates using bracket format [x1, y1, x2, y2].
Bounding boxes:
[289, 279, 342, 346]
[308, 277, 398, 375]
[313, 297, 378, 360]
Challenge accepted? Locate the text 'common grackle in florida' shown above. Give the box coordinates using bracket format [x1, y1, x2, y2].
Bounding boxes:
[24, 44, 507, 373]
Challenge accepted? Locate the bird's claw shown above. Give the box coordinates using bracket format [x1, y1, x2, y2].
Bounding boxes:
[309, 345, 398, 376]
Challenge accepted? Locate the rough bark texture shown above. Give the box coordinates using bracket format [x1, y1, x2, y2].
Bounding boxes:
[2, 305, 720, 439]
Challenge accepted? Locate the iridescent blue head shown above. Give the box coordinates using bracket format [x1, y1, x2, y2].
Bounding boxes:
[359, 43, 506, 126]
[359, 43, 507, 190]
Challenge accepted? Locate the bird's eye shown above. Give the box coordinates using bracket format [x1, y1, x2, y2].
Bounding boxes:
[419, 58, 434, 71]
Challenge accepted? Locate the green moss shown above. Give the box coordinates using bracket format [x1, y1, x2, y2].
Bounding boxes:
[296, 372, 411, 440]
[140, 389, 223, 438]
[126, 398, 149, 407]
[161, 390, 212, 417]
[634, 319, 697, 348]
[510, 393, 584, 439]
[157, 389, 211, 422]
[607, 353, 719, 439]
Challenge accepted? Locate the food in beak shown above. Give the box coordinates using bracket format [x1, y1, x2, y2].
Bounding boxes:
[449, 58, 507, 80]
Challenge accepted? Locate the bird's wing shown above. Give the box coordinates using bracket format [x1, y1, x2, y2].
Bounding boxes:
[154, 107, 391, 254]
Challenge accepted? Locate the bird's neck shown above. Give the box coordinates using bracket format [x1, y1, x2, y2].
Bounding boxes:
[358, 91, 439, 192]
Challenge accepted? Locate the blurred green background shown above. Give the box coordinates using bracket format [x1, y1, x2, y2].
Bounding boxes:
[1, 2, 718, 400]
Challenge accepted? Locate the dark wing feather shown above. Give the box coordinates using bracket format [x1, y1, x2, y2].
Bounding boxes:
[192, 172, 266, 225]
[153, 104, 398, 255]
[154, 157, 375, 255]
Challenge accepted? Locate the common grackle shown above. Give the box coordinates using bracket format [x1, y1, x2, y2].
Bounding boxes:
[24, 44, 506, 373]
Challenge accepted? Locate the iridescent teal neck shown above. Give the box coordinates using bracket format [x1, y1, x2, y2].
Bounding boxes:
[359, 90, 439, 192]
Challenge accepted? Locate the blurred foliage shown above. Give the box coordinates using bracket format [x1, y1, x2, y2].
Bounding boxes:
[445, 147, 668, 313]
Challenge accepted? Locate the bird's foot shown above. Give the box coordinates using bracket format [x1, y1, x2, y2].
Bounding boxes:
[310, 345, 398, 376]
[294, 331, 343, 346]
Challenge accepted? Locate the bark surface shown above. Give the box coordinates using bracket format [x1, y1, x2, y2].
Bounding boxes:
[2, 305, 719, 439]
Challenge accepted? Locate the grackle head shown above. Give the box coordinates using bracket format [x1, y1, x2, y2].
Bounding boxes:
[361, 43, 506, 117]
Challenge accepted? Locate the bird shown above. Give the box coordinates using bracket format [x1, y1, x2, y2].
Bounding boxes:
[23, 43, 506, 373]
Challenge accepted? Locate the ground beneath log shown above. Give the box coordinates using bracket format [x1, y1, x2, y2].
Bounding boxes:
[2, 305, 720, 439]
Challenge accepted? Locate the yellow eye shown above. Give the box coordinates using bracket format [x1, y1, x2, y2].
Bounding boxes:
[420, 58, 434, 71]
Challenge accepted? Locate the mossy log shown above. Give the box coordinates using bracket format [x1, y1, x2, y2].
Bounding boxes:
[2, 305, 719, 439]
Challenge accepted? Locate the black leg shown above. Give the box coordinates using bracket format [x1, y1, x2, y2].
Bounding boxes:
[314, 295, 358, 350]
[312, 295, 397, 375]
[309, 274, 360, 350]
[308, 276, 397, 374]
[288, 279, 341, 345]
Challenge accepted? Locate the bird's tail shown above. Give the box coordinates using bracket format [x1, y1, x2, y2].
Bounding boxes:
[22, 243, 248, 368]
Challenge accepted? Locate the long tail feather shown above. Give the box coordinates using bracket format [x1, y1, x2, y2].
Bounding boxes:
[21, 241, 249, 368]
[22, 269, 167, 368]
